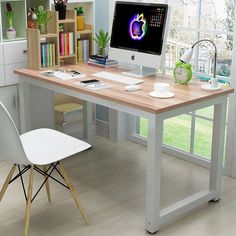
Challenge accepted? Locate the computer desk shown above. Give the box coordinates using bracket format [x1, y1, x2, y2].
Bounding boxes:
[15, 64, 234, 233]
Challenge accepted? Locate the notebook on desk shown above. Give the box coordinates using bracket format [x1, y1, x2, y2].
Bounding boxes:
[41, 69, 86, 80]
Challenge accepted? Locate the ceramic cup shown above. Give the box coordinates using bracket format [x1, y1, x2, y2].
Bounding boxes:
[154, 83, 170, 95]
[210, 78, 218, 88]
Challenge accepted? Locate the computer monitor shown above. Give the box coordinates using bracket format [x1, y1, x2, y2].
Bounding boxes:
[109, 1, 170, 77]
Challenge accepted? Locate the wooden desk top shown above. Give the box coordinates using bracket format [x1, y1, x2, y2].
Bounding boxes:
[15, 64, 234, 114]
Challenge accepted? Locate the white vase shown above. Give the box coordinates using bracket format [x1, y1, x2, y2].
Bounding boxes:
[6, 29, 16, 40]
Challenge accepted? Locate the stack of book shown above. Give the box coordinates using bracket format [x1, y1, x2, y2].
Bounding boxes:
[41, 43, 56, 68]
[87, 55, 118, 68]
[59, 32, 75, 56]
[54, 103, 84, 139]
[77, 39, 90, 62]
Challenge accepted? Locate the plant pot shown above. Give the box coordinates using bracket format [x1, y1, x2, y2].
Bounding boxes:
[39, 24, 46, 34]
[77, 15, 85, 31]
[55, 4, 67, 20]
[98, 46, 107, 57]
[6, 29, 16, 40]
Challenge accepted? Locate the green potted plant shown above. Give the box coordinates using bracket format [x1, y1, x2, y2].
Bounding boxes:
[75, 6, 85, 31]
[93, 29, 111, 56]
[6, 2, 16, 40]
[36, 5, 51, 34]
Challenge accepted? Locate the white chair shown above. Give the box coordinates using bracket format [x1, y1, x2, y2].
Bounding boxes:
[0, 102, 90, 236]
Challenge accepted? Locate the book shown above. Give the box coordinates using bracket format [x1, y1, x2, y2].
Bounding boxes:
[90, 54, 108, 62]
[88, 58, 118, 65]
[87, 60, 118, 68]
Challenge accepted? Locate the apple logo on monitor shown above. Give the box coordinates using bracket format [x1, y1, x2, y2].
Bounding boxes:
[129, 13, 146, 40]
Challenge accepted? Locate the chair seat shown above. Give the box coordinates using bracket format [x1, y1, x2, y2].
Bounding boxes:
[20, 128, 91, 165]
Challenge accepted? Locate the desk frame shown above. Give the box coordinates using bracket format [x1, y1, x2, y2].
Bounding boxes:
[18, 75, 227, 233]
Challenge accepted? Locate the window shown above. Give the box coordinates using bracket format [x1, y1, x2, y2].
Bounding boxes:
[132, 0, 235, 162]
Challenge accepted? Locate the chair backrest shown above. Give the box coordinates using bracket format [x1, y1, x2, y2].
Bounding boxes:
[0, 102, 30, 165]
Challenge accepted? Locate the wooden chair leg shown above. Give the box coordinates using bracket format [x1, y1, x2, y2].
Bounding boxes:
[0, 164, 16, 202]
[24, 165, 34, 236]
[58, 162, 89, 225]
[43, 165, 51, 203]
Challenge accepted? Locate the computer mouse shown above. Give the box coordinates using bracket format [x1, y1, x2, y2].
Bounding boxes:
[125, 84, 141, 92]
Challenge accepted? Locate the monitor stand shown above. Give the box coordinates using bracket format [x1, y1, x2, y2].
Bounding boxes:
[122, 66, 156, 78]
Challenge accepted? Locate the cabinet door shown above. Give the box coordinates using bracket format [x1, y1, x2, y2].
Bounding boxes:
[0, 66, 5, 87]
[5, 63, 27, 86]
[3, 41, 27, 65]
[0, 85, 19, 130]
[0, 44, 4, 66]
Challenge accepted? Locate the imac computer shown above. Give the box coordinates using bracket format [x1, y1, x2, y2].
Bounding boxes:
[109, 1, 170, 78]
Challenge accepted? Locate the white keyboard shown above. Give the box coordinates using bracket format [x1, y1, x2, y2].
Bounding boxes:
[92, 71, 144, 85]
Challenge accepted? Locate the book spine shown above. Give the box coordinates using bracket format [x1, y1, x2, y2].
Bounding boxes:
[82, 40, 85, 61]
[86, 40, 89, 61]
[60, 32, 64, 56]
[79, 40, 82, 62]
[77, 39, 79, 62]
[67, 33, 69, 55]
[90, 55, 108, 62]
[64, 33, 67, 56]
[50, 44, 53, 66]
[70, 32, 74, 55]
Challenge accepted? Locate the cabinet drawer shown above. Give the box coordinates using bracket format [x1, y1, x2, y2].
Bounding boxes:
[0, 44, 4, 65]
[3, 41, 27, 64]
[5, 63, 27, 86]
[0, 66, 5, 87]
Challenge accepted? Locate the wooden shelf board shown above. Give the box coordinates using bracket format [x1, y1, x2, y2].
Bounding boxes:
[77, 29, 93, 35]
[58, 19, 75, 24]
[40, 65, 59, 71]
[60, 54, 76, 59]
[40, 33, 57, 38]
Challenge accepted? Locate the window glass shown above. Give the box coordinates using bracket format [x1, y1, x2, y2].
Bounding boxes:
[168, 0, 198, 28]
[194, 118, 213, 158]
[164, 115, 191, 152]
[200, 0, 235, 32]
[196, 33, 233, 79]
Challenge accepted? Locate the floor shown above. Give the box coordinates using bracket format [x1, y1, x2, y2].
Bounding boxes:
[1, 136, 236, 236]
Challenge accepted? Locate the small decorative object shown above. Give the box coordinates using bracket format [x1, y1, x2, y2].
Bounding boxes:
[75, 6, 85, 31]
[174, 39, 219, 90]
[93, 29, 111, 57]
[6, 2, 16, 40]
[27, 8, 37, 29]
[54, 0, 68, 20]
[173, 61, 192, 85]
[36, 5, 51, 34]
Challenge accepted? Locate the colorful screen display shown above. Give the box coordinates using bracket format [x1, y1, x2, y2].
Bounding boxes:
[110, 2, 168, 55]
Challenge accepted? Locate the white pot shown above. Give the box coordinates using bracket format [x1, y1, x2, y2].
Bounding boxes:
[6, 29, 16, 40]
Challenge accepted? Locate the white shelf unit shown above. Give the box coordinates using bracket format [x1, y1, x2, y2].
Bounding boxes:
[0, 0, 27, 131]
[0, 0, 27, 42]
[50, 0, 95, 60]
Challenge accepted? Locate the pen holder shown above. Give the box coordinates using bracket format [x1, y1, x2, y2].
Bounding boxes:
[55, 4, 67, 20]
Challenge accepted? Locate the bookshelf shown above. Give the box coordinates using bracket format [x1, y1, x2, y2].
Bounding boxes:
[27, 11, 59, 70]
[58, 1, 95, 63]
[58, 9, 77, 66]
[27, 10, 77, 70]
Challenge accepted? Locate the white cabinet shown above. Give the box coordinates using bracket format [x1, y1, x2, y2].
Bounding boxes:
[0, 85, 19, 130]
[5, 62, 27, 85]
[3, 41, 27, 65]
[0, 66, 4, 86]
[0, 41, 28, 86]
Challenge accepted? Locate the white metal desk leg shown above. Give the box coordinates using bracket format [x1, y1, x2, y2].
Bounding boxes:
[83, 101, 95, 145]
[145, 114, 163, 233]
[209, 98, 227, 201]
[18, 80, 31, 134]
